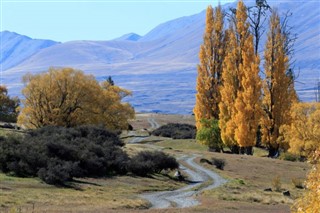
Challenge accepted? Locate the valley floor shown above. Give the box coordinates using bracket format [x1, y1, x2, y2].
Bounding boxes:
[0, 113, 310, 213]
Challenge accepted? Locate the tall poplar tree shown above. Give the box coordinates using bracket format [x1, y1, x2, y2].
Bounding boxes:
[261, 10, 297, 157]
[219, 1, 260, 154]
[234, 41, 261, 154]
[194, 5, 226, 130]
[233, 1, 262, 155]
[219, 27, 239, 152]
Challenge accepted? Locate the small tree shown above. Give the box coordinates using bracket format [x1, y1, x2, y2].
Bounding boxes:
[0, 86, 20, 123]
[281, 103, 320, 158]
[196, 118, 223, 152]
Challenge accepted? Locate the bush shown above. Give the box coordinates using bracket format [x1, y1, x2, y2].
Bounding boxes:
[272, 175, 282, 192]
[128, 151, 179, 176]
[280, 152, 301, 162]
[151, 123, 196, 139]
[292, 178, 305, 189]
[212, 157, 226, 170]
[196, 119, 224, 152]
[0, 126, 129, 185]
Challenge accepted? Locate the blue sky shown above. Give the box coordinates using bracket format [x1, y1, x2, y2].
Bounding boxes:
[1, 0, 234, 42]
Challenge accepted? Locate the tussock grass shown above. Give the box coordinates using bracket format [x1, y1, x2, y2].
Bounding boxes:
[156, 139, 208, 153]
[0, 172, 184, 212]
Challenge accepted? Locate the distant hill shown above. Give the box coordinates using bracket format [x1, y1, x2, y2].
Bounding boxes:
[1, 0, 319, 114]
[114, 33, 142, 41]
[0, 31, 59, 71]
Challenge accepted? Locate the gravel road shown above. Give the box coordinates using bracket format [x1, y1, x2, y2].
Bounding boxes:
[140, 155, 227, 209]
[128, 136, 148, 144]
[147, 118, 160, 129]
[128, 117, 227, 209]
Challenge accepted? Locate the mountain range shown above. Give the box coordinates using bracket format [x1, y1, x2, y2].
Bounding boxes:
[1, 0, 319, 114]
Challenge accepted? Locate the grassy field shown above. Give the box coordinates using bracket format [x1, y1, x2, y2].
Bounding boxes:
[0, 172, 186, 212]
[0, 114, 310, 212]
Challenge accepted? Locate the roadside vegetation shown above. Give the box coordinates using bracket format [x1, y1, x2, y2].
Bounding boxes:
[151, 123, 196, 139]
[0, 126, 179, 185]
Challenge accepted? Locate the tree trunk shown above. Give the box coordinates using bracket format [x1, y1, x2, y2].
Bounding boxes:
[245, 146, 253, 155]
[268, 146, 279, 158]
[240, 147, 245, 154]
[231, 145, 240, 154]
[256, 125, 262, 147]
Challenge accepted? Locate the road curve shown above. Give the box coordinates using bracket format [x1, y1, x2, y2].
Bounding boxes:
[140, 155, 227, 209]
[148, 118, 160, 129]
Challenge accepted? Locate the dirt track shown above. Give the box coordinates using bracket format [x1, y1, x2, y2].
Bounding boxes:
[128, 117, 227, 209]
[140, 155, 227, 208]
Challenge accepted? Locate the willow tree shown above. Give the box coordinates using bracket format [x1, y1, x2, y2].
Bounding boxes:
[18, 67, 134, 130]
[194, 5, 226, 130]
[261, 11, 297, 157]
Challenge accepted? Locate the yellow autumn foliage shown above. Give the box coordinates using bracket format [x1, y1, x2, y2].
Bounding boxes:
[283, 103, 319, 212]
[233, 1, 261, 149]
[261, 10, 297, 156]
[219, 1, 261, 152]
[292, 148, 320, 212]
[194, 5, 226, 130]
[219, 28, 238, 148]
[18, 67, 134, 130]
[281, 102, 320, 158]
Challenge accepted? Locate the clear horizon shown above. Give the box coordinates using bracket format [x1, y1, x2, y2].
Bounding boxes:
[1, 0, 234, 42]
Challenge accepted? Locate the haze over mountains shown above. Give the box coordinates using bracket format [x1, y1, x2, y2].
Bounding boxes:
[1, 0, 319, 114]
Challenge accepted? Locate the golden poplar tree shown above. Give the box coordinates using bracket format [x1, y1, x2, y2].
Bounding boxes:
[261, 10, 297, 157]
[194, 5, 226, 130]
[234, 38, 261, 154]
[219, 28, 239, 151]
[233, 1, 261, 154]
[219, 0, 260, 154]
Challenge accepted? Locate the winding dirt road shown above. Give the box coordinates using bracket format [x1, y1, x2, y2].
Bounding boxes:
[128, 116, 227, 208]
[147, 117, 160, 129]
[140, 155, 227, 209]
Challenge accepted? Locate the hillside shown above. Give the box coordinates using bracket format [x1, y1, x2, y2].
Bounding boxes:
[0, 31, 58, 71]
[1, 0, 320, 114]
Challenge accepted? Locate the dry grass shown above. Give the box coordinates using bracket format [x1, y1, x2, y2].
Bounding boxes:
[130, 113, 195, 130]
[190, 151, 309, 213]
[0, 173, 185, 213]
[0, 113, 311, 213]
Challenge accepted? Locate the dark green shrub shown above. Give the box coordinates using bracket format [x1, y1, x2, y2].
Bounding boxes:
[279, 152, 301, 162]
[151, 123, 196, 139]
[128, 151, 179, 176]
[212, 157, 226, 170]
[37, 159, 79, 185]
[0, 126, 129, 185]
[200, 158, 212, 165]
